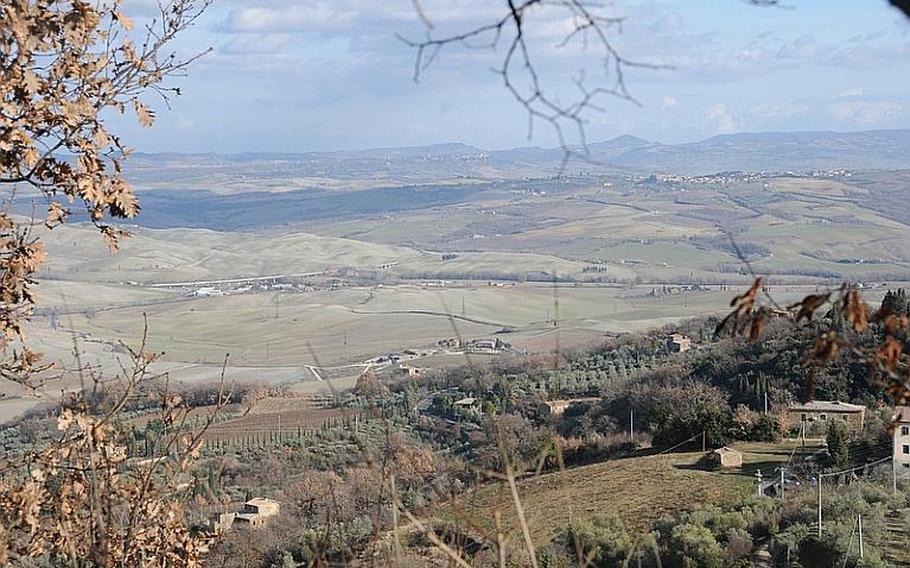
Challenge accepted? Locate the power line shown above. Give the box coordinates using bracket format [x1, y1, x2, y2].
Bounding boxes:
[816, 455, 893, 538]
[656, 431, 703, 456]
[819, 454, 892, 479]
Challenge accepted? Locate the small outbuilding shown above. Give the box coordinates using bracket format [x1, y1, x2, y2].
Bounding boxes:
[234, 497, 280, 527]
[710, 446, 743, 469]
[453, 397, 481, 416]
[538, 397, 601, 418]
[667, 333, 693, 353]
[400, 364, 425, 379]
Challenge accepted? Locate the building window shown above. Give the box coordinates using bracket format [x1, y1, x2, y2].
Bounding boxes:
[820, 414, 827, 421]
[904, 445, 910, 455]
[801, 413, 807, 421]
[902, 426, 910, 436]
[905, 463, 910, 469]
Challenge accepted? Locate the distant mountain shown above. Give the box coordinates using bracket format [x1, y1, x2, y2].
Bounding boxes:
[586, 134, 652, 155]
[488, 135, 652, 165]
[125, 129, 910, 190]
[66, 128, 908, 231]
[604, 129, 910, 174]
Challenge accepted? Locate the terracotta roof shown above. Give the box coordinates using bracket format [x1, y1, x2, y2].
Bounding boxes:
[788, 400, 865, 413]
[893, 406, 910, 423]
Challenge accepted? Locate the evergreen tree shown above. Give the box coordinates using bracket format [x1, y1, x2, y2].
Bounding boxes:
[825, 419, 850, 469]
[881, 288, 909, 316]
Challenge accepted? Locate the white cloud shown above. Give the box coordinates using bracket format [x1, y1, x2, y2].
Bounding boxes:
[748, 103, 810, 120]
[827, 101, 904, 125]
[776, 34, 827, 60]
[219, 33, 299, 55]
[174, 117, 196, 131]
[705, 103, 736, 134]
[220, 3, 359, 33]
[116, 0, 910, 152]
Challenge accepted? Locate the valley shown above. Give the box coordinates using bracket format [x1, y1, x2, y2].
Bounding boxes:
[5, 133, 910, 422]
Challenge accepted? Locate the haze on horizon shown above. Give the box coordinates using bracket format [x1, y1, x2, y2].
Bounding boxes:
[117, 0, 910, 154]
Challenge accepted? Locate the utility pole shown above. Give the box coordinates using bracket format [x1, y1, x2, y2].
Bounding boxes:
[629, 409, 634, 443]
[780, 467, 785, 500]
[817, 475, 823, 538]
[858, 514, 864, 559]
[702, 430, 706, 453]
[893, 457, 898, 494]
[277, 414, 281, 441]
[764, 392, 769, 414]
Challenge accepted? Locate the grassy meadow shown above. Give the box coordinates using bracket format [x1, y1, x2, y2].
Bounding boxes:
[444, 440, 818, 550]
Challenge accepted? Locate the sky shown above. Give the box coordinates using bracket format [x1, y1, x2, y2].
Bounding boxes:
[117, 0, 910, 152]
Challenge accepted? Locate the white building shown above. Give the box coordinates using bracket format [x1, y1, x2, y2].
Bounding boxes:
[894, 406, 910, 474]
[192, 286, 222, 297]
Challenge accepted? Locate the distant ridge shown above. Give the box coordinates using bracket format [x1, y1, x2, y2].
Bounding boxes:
[131, 129, 910, 175]
[94, 128, 910, 232]
[605, 129, 910, 174]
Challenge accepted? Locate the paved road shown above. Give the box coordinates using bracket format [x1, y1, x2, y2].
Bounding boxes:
[145, 271, 327, 288]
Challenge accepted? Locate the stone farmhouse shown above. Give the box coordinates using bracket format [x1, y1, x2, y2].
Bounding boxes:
[783, 400, 866, 433]
[667, 333, 693, 353]
[210, 497, 280, 533]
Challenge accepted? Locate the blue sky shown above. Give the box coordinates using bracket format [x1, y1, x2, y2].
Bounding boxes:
[118, 0, 910, 152]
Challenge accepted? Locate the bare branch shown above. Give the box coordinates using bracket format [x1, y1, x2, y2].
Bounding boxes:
[399, 0, 670, 170]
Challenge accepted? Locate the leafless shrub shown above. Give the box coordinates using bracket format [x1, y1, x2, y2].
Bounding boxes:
[1, 1, 213, 562]
[0, 323, 230, 565]
[0, 0, 210, 388]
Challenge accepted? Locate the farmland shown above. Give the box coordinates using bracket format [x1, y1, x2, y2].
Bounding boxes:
[46, 280, 865, 368]
[5, 158, 909, 422]
[201, 406, 354, 447]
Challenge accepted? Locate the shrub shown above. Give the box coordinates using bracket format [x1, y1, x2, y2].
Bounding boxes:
[750, 414, 782, 442]
[665, 523, 725, 568]
[723, 528, 753, 565]
[563, 513, 634, 567]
